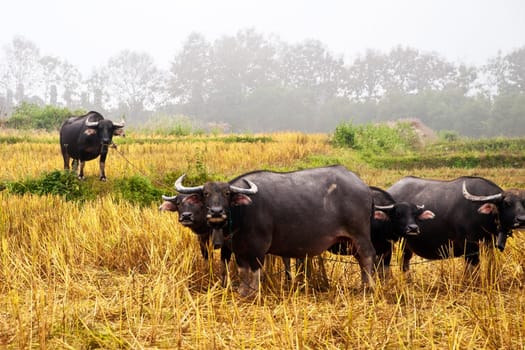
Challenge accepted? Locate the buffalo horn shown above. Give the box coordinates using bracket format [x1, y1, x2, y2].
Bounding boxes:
[230, 179, 258, 194]
[462, 181, 502, 202]
[417, 205, 425, 210]
[174, 174, 204, 193]
[113, 120, 125, 128]
[162, 194, 178, 201]
[85, 116, 100, 127]
[374, 204, 394, 210]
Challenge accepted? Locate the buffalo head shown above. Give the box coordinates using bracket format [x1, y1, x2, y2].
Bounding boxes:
[172, 174, 258, 246]
[160, 193, 207, 227]
[85, 116, 125, 151]
[374, 203, 435, 239]
[462, 181, 525, 250]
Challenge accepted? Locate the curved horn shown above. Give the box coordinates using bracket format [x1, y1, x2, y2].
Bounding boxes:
[417, 204, 425, 210]
[374, 204, 395, 210]
[113, 120, 125, 128]
[162, 194, 178, 201]
[174, 174, 204, 194]
[230, 179, 258, 194]
[462, 181, 502, 202]
[85, 116, 100, 127]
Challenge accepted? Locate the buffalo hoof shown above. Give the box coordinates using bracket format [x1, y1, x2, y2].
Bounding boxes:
[238, 285, 257, 298]
[100, 176, 107, 182]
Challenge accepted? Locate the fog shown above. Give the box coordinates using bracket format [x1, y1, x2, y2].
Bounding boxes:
[1, 0, 524, 136]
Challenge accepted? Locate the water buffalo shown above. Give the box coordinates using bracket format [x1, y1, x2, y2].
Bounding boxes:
[174, 165, 376, 297]
[329, 186, 435, 279]
[59, 111, 125, 180]
[159, 193, 233, 284]
[161, 185, 294, 284]
[387, 176, 525, 273]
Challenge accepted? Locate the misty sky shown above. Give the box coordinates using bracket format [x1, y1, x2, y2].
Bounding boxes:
[1, 0, 524, 76]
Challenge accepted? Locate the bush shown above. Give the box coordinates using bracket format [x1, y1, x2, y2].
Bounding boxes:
[6, 103, 83, 131]
[439, 130, 460, 142]
[331, 121, 419, 154]
[113, 175, 164, 207]
[6, 170, 90, 201]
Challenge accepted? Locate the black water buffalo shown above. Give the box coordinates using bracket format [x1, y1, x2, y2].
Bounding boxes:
[387, 176, 525, 273]
[161, 184, 295, 284]
[159, 193, 233, 283]
[329, 186, 435, 278]
[174, 165, 376, 296]
[59, 111, 125, 180]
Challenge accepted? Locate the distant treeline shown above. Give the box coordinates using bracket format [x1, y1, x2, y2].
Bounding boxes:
[0, 31, 524, 136]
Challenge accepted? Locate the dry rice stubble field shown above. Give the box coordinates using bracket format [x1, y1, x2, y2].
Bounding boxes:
[1, 131, 525, 349]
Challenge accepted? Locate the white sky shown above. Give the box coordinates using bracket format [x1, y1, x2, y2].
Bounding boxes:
[1, 0, 524, 76]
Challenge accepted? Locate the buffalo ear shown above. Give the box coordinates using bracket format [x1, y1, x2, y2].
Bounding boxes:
[84, 128, 97, 136]
[181, 194, 203, 206]
[418, 210, 436, 220]
[159, 201, 178, 212]
[374, 210, 390, 221]
[113, 128, 125, 136]
[478, 203, 498, 215]
[232, 193, 253, 206]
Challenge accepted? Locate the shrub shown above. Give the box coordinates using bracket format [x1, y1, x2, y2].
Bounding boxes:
[5, 170, 90, 201]
[331, 121, 419, 154]
[6, 103, 83, 131]
[113, 175, 164, 207]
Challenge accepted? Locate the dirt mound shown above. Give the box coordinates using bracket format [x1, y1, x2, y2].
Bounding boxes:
[387, 118, 437, 145]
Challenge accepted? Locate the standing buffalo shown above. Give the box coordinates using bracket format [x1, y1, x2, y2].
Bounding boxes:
[329, 186, 435, 279]
[174, 165, 376, 297]
[60, 111, 125, 180]
[387, 176, 525, 273]
[159, 193, 233, 283]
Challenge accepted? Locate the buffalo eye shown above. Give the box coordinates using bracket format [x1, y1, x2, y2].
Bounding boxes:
[203, 191, 210, 198]
[224, 190, 231, 197]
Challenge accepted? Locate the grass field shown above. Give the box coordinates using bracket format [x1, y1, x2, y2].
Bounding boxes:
[1, 129, 525, 349]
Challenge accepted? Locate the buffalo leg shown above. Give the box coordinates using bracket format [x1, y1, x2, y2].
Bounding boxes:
[78, 160, 86, 179]
[464, 243, 480, 277]
[402, 247, 413, 272]
[99, 152, 108, 181]
[62, 153, 70, 170]
[354, 247, 375, 289]
[237, 256, 264, 297]
[220, 246, 232, 287]
[375, 245, 393, 280]
[198, 235, 210, 260]
[71, 159, 79, 172]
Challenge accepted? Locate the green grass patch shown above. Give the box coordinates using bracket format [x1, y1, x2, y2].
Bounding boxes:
[5, 170, 94, 201]
[113, 175, 164, 207]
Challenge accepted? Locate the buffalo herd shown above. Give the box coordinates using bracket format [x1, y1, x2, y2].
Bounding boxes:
[160, 166, 525, 297]
[57, 111, 525, 297]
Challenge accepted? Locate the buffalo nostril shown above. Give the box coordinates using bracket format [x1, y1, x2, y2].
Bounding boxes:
[406, 224, 420, 235]
[209, 207, 225, 217]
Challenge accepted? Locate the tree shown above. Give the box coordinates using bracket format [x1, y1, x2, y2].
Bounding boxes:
[85, 67, 110, 112]
[169, 32, 212, 117]
[105, 50, 165, 120]
[345, 49, 387, 101]
[277, 39, 345, 104]
[206, 29, 277, 125]
[0, 36, 42, 104]
[39, 55, 61, 105]
[384, 46, 455, 94]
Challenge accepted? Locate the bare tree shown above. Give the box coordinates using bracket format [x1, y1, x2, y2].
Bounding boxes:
[1, 36, 42, 104]
[105, 50, 165, 120]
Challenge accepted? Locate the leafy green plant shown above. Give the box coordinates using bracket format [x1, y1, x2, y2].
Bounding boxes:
[113, 175, 164, 207]
[6, 103, 83, 131]
[331, 121, 419, 154]
[5, 170, 91, 201]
